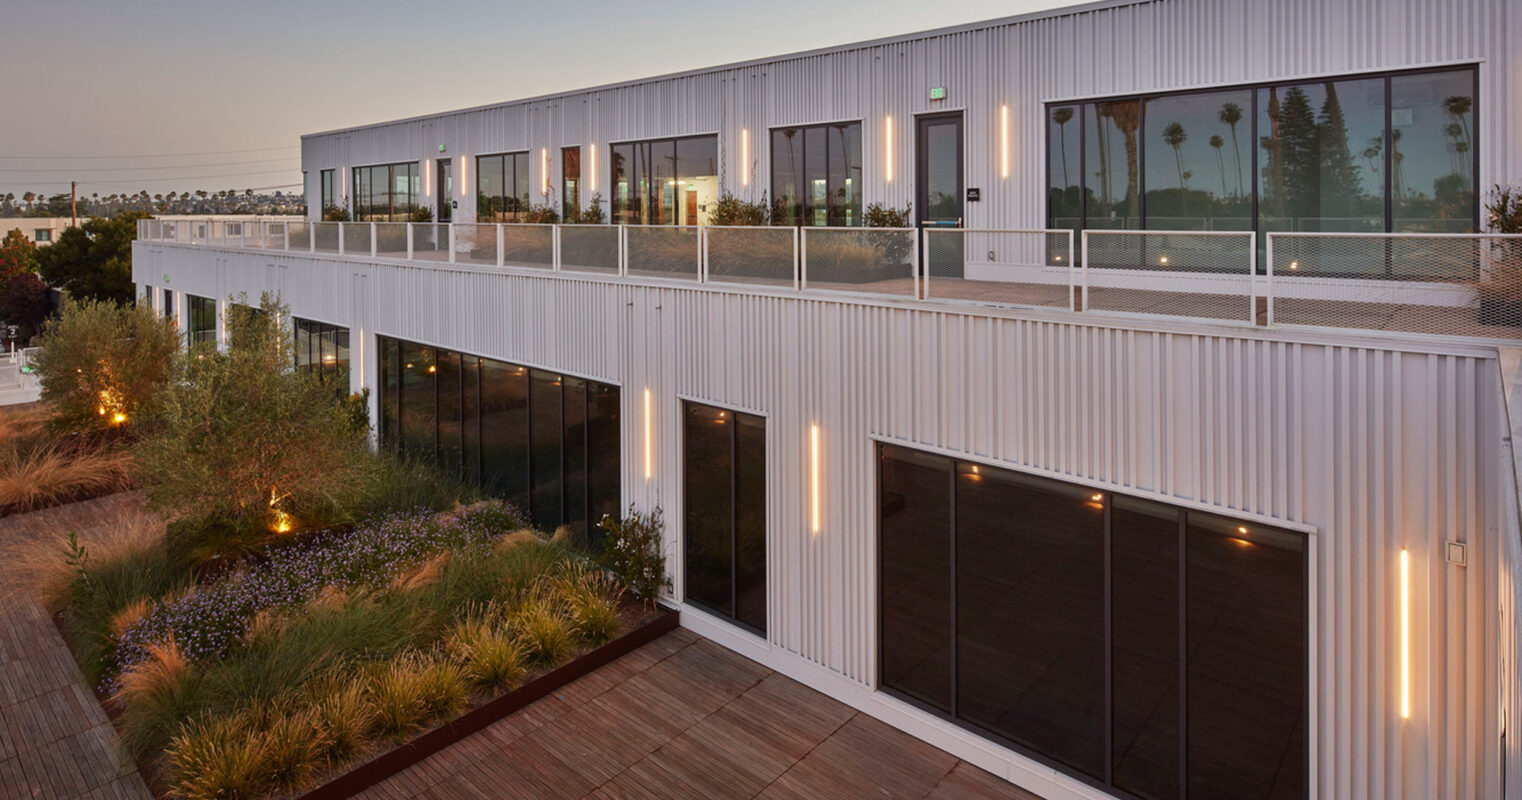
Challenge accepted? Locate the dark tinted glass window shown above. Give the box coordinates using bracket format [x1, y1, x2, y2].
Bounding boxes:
[530, 369, 563, 530]
[733, 411, 766, 632]
[562, 147, 581, 216]
[1048, 105, 1081, 231]
[380, 337, 398, 450]
[1391, 69, 1476, 232]
[878, 443, 952, 712]
[461, 357, 480, 484]
[683, 403, 733, 616]
[481, 360, 529, 507]
[1110, 496, 1181, 800]
[955, 465, 1104, 777]
[1185, 512, 1306, 799]
[399, 343, 435, 459]
[563, 377, 588, 538]
[771, 129, 802, 226]
[436, 350, 462, 475]
[477, 154, 504, 222]
[770, 122, 863, 227]
[587, 382, 621, 544]
[1086, 100, 1141, 229]
[1144, 89, 1252, 231]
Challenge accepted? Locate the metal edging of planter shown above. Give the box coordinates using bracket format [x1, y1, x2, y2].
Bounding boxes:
[295, 604, 680, 800]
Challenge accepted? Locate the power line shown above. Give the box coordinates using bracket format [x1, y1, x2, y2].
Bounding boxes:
[0, 145, 298, 160]
[0, 157, 299, 174]
[3, 168, 302, 190]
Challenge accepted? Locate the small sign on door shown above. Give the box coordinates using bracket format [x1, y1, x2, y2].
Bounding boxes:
[966, 188, 981, 202]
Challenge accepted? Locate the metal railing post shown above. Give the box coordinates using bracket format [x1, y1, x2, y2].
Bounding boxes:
[1080, 230, 1089, 312]
[283, 222, 290, 251]
[309, 222, 316, 253]
[698, 226, 707, 283]
[792, 227, 801, 291]
[448, 224, 456, 264]
[497, 224, 504, 267]
[553, 225, 561, 272]
[1067, 229, 1077, 311]
[799, 227, 809, 291]
[1248, 231, 1258, 325]
[618, 224, 627, 276]
[370, 222, 377, 257]
[338, 222, 346, 256]
[407, 223, 414, 260]
[914, 228, 923, 299]
[1265, 233, 1275, 327]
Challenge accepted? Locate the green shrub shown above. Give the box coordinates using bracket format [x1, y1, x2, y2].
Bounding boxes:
[64, 531, 182, 685]
[166, 713, 270, 800]
[598, 506, 670, 606]
[32, 297, 180, 433]
[864, 202, 913, 228]
[164, 511, 271, 572]
[350, 452, 484, 519]
[709, 192, 770, 226]
[321, 205, 350, 222]
[408, 206, 433, 223]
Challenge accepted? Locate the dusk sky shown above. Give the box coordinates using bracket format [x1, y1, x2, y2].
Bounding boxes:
[0, 0, 1079, 200]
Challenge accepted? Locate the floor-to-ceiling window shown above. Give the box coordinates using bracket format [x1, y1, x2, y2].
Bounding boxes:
[770, 122, 863, 226]
[293, 318, 350, 388]
[1047, 65, 1478, 248]
[611, 136, 718, 225]
[477, 152, 530, 222]
[186, 295, 217, 347]
[352, 162, 420, 221]
[682, 402, 766, 635]
[378, 336, 620, 537]
[562, 147, 581, 217]
[878, 443, 1307, 800]
[320, 169, 335, 213]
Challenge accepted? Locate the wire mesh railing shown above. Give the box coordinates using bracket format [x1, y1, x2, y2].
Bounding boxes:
[705, 226, 797, 288]
[923, 229, 1075, 309]
[801, 227, 918, 298]
[627, 225, 701, 280]
[135, 219, 1522, 343]
[1081, 230, 1257, 324]
[1267, 232, 1522, 339]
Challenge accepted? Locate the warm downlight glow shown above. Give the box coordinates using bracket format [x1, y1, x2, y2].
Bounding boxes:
[810, 424, 821, 534]
[1000, 105, 1010, 178]
[741, 129, 750, 186]
[884, 117, 894, 182]
[1400, 548, 1411, 720]
[643, 389, 653, 480]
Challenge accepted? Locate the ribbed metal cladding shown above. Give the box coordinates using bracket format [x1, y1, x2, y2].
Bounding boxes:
[134, 241, 1507, 799]
[297, 0, 1518, 232]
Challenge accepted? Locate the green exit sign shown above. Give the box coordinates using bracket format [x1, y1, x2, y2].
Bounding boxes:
[929, 86, 947, 101]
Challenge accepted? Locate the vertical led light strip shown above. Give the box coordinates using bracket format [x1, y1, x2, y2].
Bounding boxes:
[1400, 548, 1411, 719]
[884, 116, 894, 182]
[643, 389, 652, 480]
[541, 148, 549, 195]
[424, 158, 432, 197]
[741, 129, 750, 186]
[459, 156, 468, 197]
[1000, 105, 1010, 178]
[810, 424, 821, 534]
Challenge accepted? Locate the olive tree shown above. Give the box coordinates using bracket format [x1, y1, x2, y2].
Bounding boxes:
[32, 297, 180, 432]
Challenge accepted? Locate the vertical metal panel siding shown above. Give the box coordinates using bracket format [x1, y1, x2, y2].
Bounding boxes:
[135, 241, 1506, 799]
[296, 0, 1519, 222]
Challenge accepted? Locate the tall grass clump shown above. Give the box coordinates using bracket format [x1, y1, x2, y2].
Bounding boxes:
[512, 596, 573, 668]
[547, 563, 625, 646]
[0, 440, 134, 513]
[165, 714, 270, 800]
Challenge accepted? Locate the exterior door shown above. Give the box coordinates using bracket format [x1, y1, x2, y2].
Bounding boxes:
[437, 159, 453, 223]
[916, 113, 964, 279]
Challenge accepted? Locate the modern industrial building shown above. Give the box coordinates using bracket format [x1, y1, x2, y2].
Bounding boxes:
[133, 0, 1522, 797]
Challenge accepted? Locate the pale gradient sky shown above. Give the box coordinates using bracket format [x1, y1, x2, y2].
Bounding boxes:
[0, 0, 1081, 199]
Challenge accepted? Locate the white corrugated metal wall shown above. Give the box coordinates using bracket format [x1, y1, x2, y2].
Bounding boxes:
[298, 0, 1519, 230]
[133, 242, 1508, 799]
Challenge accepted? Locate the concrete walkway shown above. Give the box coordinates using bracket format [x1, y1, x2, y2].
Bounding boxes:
[0, 493, 153, 800]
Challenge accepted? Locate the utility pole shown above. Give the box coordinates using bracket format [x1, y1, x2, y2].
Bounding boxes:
[70, 181, 76, 227]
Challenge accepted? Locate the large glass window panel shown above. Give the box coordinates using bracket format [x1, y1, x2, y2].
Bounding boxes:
[481, 360, 529, 509]
[733, 411, 766, 633]
[334, 328, 350, 389]
[462, 357, 480, 485]
[380, 337, 398, 451]
[1392, 69, 1476, 232]
[477, 155, 504, 222]
[563, 378, 588, 539]
[771, 129, 803, 226]
[675, 137, 717, 226]
[683, 403, 733, 617]
[294, 319, 311, 370]
[649, 141, 675, 225]
[878, 443, 953, 712]
[320, 169, 335, 212]
[1110, 496, 1181, 800]
[612, 143, 638, 224]
[586, 382, 621, 546]
[529, 370, 563, 530]
[804, 127, 827, 226]
[954, 465, 1105, 779]
[1085, 100, 1141, 229]
[1144, 90, 1252, 231]
[562, 147, 581, 216]
[1258, 79, 1385, 236]
[399, 343, 436, 460]
[1185, 512, 1306, 800]
[828, 122, 862, 227]
[511, 152, 530, 220]
[436, 350, 462, 476]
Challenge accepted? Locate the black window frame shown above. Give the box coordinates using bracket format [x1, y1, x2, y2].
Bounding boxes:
[875, 443, 1309, 800]
[561, 146, 581, 217]
[320, 169, 335, 212]
[475, 151, 531, 223]
[186, 294, 217, 347]
[350, 161, 420, 222]
[1045, 63, 1481, 238]
[681, 400, 768, 637]
[768, 119, 866, 227]
[608, 133, 718, 226]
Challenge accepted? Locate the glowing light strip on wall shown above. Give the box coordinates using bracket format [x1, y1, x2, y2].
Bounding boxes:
[424, 158, 432, 197]
[643, 388, 652, 480]
[541, 148, 549, 195]
[810, 424, 821, 534]
[884, 117, 894, 182]
[741, 129, 750, 186]
[1000, 105, 1010, 179]
[1400, 547, 1411, 719]
[459, 156, 468, 197]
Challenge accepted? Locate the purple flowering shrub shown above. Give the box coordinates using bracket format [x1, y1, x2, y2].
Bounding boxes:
[109, 501, 525, 691]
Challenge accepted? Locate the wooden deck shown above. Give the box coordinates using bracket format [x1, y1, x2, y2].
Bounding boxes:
[354, 628, 1043, 800]
[0, 493, 154, 800]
